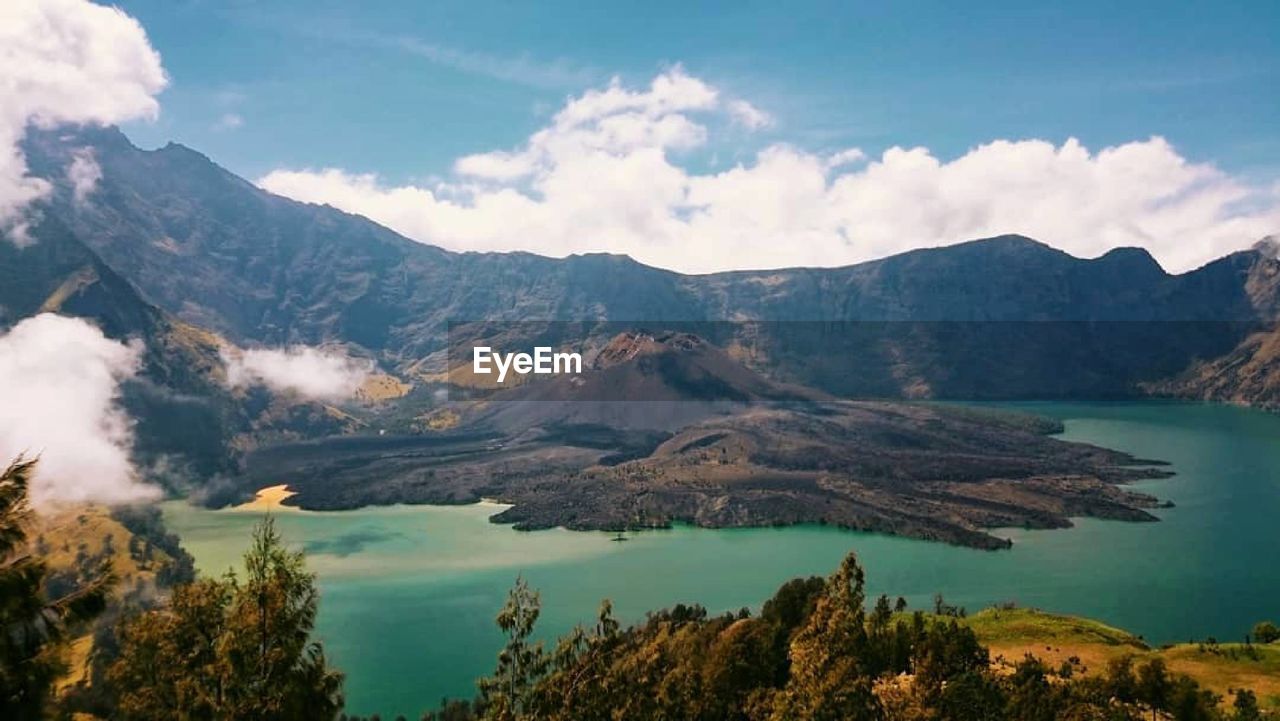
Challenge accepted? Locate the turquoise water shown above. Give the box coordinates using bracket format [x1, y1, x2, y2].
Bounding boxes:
[161, 402, 1280, 717]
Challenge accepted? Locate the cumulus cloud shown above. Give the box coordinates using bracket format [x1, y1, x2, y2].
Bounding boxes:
[260, 69, 1279, 274]
[222, 346, 374, 402]
[0, 314, 158, 507]
[0, 0, 166, 241]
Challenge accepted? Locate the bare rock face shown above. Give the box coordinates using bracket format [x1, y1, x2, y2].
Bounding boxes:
[1246, 237, 1280, 317]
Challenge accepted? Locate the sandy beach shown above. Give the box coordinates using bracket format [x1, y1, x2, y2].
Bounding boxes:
[233, 484, 299, 512]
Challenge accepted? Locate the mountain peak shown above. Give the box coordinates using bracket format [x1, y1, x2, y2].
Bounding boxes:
[594, 331, 707, 369]
[964, 233, 1052, 250]
[1095, 246, 1166, 275]
[21, 123, 135, 163]
[1253, 235, 1280, 261]
[156, 140, 219, 166]
[928, 234, 1071, 263]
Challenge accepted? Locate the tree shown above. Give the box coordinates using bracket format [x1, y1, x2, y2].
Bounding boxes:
[477, 575, 547, 721]
[1004, 656, 1060, 721]
[1167, 676, 1219, 721]
[109, 516, 343, 720]
[0, 457, 111, 720]
[1250, 620, 1279, 644]
[1105, 656, 1138, 703]
[526, 598, 621, 720]
[1232, 689, 1262, 721]
[110, 577, 233, 717]
[911, 619, 989, 703]
[1135, 658, 1172, 721]
[937, 669, 1004, 721]
[221, 517, 342, 718]
[762, 552, 881, 721]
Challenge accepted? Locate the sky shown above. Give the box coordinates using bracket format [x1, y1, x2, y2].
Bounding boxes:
[115, 0, 1280, 182]
[6, 0, 1280, 273]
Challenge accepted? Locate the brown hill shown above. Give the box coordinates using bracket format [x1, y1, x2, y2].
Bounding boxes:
[248, 335, 1170, 549]
[486, 401, 1169, 549]
[467, 330, 827, 432]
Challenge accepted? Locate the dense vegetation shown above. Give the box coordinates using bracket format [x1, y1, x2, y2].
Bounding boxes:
[56, 503, 200, 717]
[106, 517, 344, 720]
[389, 555, 1267, 721]
[0, 457, 343, 720]
[1, 455, 1275, 720]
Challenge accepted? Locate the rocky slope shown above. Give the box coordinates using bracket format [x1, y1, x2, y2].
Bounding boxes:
[247, 333, 1170, 549]
[1148, 238, 1280, 409]
[0, 214, 240, 484]
[9, 124, 1279, 539]
[19, 126, 1280, 405]
[0, 213, 377, 493]
[484, 400, 1169, 550]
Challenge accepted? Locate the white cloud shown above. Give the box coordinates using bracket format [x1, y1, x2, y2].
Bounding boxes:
[454, 150, 537, 181]
[66, 148, 102, 205]
[222, 346, 374, 402]
[727, 99, 773, 130]
[383, 35, 594, 90]
[825, 147, 867, 169]
[259, 70, 1280, 274]
[0, 0, 166, 242]
[213, 112, 244, 132]
[0, 314, 159, 507]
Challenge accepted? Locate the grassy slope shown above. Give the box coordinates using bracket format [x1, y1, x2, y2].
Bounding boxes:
[961, 608, 1280, 710]
[35, 507, 179, 694]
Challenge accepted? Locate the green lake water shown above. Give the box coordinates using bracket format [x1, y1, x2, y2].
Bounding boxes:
[161, 401, 1280, 717]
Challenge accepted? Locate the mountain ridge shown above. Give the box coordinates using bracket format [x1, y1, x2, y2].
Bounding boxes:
[12, 125, 1280, 539]
[15, 124, 1280, 407]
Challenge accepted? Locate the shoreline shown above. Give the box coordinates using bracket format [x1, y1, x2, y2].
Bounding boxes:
[231, 484, 299, 512]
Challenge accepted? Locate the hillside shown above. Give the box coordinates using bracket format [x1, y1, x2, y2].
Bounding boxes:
[400, 553, 1278, 720]
[31, 505, 195, 701]
[1153, 326, 1280, 410]
[20, 126, 1280, 404]
[464, 330, 827, 431]
[962, 608, 1280, 713]
[0, 214, 240, 483]
[9, 124, 1280, 526]
[0, 212, 387, 494]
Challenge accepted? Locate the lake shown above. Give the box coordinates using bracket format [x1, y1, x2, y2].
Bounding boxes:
[161, 401, 1280, 717]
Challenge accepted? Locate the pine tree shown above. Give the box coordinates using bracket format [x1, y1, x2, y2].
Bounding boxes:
[762, 552, 881, 721]
[109, 516, 343, 720]
[0, 457, 111, 720]
[478, 575, 547, 721]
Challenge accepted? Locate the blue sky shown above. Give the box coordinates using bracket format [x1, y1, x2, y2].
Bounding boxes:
[3, 0, 1244, 274]
[117, 0, 1280, 183]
